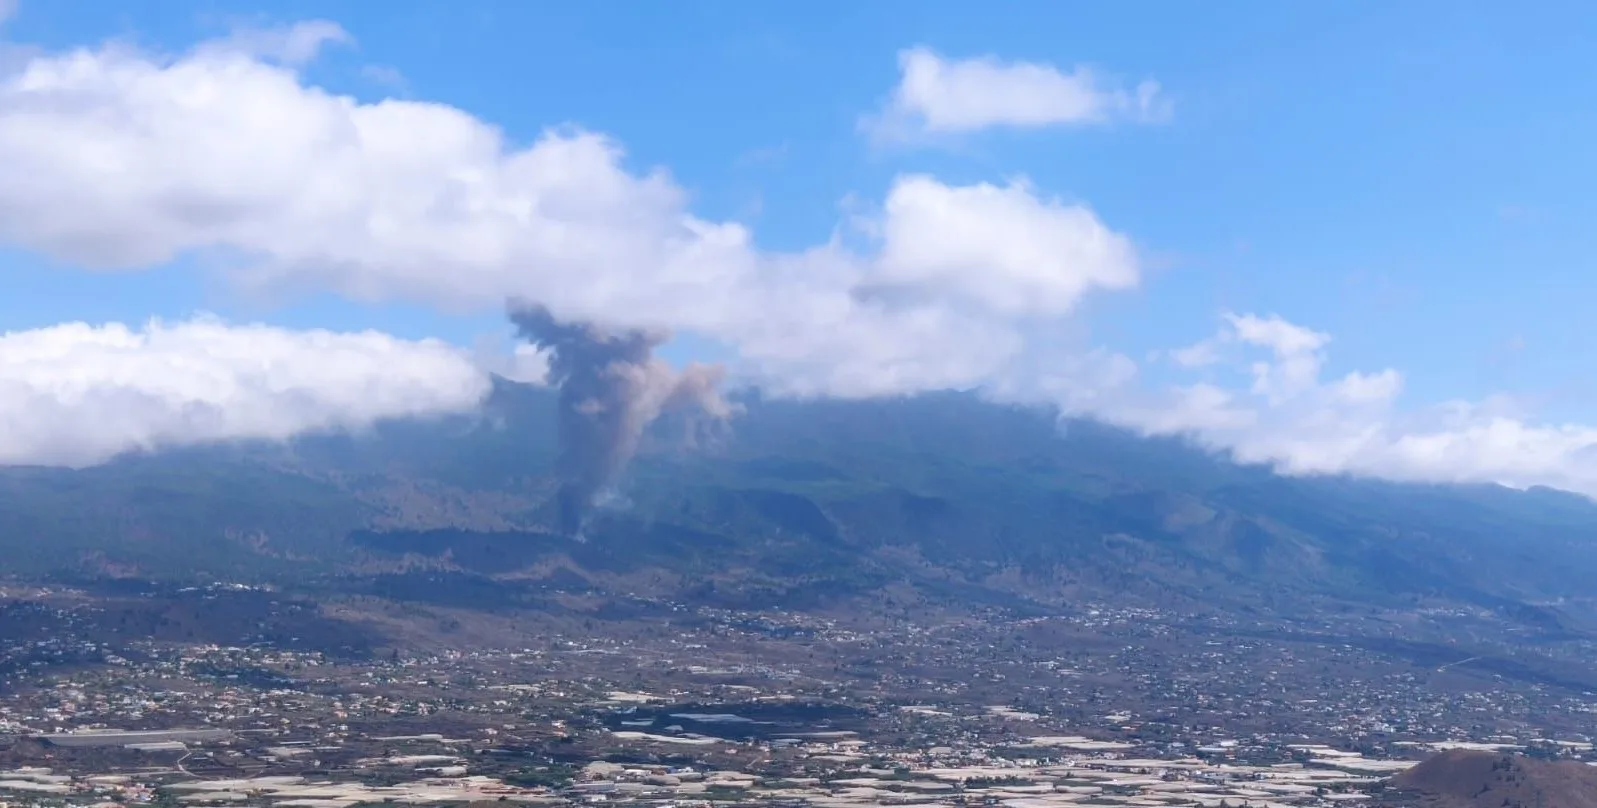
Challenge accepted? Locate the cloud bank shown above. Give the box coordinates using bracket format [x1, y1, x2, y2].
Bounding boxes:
[2, 23, 1596, 497]
[0, 24, 1132, 402]
[0, 317, 488, 466]
[1056, 314, 1597, 496]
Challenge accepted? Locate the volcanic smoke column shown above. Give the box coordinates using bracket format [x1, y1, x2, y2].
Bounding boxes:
[510, 302, 731, 536]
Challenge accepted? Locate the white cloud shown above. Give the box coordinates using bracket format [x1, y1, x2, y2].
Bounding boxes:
[211, 20, 351, 66]
[1224, 312, 1330, 403]
[1166, 340, 1221, 368]
[1159, 313, 1334, 404]
[865, 46, 1169, 142]
[1333, 369, 1403, 406]
[359, 64, 407, 93]
[471, 341, 551, 386]
[0, 317, 489, 466]
[874, 175, 1138, 316]
[7, 24, 1597, 499]
[1225, 312, 1329, 357]
[1054, 312, 1597, 497]
[0, 27, 1139, 400]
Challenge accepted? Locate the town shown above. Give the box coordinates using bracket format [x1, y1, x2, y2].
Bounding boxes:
[3, 581, 1594, 808]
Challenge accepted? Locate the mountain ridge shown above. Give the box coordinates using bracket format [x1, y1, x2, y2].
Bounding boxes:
[1, 380, 1595, 633]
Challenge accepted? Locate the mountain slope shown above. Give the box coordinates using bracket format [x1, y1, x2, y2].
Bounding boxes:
[2, 381, 1596, 624]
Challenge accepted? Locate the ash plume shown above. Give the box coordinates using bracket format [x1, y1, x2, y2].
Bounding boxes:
[510, 302, 732, 536]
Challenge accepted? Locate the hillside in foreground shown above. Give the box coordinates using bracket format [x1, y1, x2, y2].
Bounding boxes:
[1386, 750, 1597, 808]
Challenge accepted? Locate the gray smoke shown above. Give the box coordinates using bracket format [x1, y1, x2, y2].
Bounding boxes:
[509, 302, 732, 536]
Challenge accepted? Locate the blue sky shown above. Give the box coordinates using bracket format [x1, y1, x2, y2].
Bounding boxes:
[4, 1, 1597, 488]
